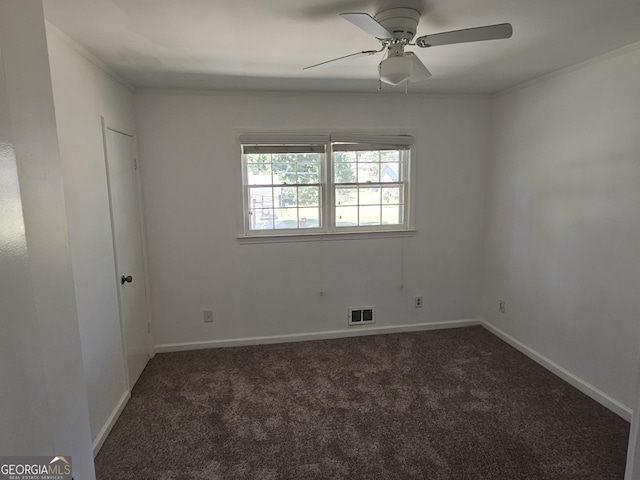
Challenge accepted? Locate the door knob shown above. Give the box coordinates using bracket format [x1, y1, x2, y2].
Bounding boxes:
[121, 275, 133, 285]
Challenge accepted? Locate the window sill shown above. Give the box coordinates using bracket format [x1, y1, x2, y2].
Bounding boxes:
[237, 229, 417, 244]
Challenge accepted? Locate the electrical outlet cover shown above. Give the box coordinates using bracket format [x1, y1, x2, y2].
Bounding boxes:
[499, 300, 506, 314]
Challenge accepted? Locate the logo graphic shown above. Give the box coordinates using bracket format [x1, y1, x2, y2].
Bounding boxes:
[0, 456, 72, 480]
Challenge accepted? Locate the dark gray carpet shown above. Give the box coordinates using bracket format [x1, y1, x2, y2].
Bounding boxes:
[95, 326, 629, 479]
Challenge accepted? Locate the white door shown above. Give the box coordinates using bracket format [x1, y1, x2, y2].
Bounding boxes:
[104, 123, 150, 389]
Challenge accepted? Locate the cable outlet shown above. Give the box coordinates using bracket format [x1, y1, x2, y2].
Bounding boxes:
[499, 300, 506, 314]
[415, 296, 423, 308]
[204, 309, 214, 323]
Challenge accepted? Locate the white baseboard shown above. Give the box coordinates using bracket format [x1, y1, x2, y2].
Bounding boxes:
[92, 390, 131, 457]
[155, 319, 481, 353]
[481, 320, 632, 421]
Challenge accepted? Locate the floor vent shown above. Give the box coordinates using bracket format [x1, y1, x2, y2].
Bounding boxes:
[348, 307, 375, 326]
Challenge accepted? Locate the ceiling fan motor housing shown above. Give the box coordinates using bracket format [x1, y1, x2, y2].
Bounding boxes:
[375, 8, 421, 41]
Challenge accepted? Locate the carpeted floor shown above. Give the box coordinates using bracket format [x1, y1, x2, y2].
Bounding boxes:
[95, 326, 629, 479]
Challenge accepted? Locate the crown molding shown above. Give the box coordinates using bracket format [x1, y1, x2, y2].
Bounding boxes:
[493, 40, 640, 99]
[134, 87, 489, 101]
[45, 21, 135, 93]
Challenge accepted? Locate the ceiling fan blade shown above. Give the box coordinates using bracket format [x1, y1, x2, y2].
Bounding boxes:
[406, 53, 431, 82]
[303, 50, 380, 71]
[340, 12, 393, 39]
[415, 23, 512, 48]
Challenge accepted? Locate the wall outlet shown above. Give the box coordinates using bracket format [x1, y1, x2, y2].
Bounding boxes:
[415, 296, 423, 308]
[499, 300, 506, 314]
[204, 309, 214, 323]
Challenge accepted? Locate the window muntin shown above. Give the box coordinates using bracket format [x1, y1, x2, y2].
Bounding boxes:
[240, 135, 412, 236]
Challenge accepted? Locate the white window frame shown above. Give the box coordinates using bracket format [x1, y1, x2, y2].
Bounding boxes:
[238, 133, 417, 241]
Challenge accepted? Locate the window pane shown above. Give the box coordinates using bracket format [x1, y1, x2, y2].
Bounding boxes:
[245, 153, 270, 164]
[380, 163, 400, 183]
[382, 205, 403, 225]
[335, 187, 357, 206]
[359, 206, 381, 226]
[334, 162, 357, 183]
[359, 187, 381, 205]
[380, 150, 399, 162]
[382, 186, 401, 205]
[357, 150, 379, 162]
[299, 207, 320, 229]
[274, 208, 298, 229]
[249, 209, 274, 230]
[336, 206, 358, 227]
[247, 163, 272, 185]
[279, 187, 297, 207]
[249, 187, 273, 209]
[272, 153, 297, 163]
[296, 153, 320, 164]
[357, 163, 379, 183]
[334, 151, 356, 163]
[272, 164, 297, 184]
[298, 186, 319, 207]
[297, 172, 319, 184]
[297, 162, 319, 175]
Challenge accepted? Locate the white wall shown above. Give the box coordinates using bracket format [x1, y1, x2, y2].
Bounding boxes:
[0, 25, 53, 459]
[0, 1, 95, 478]
[482, 46, 640, 412]
[46, 25, 136, 449]
[134, 92, 490, 347]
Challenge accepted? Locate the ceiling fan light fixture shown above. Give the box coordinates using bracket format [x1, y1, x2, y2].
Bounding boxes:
[379, 55, 413, 86]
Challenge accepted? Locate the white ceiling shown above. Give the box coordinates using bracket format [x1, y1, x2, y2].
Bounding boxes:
[43, 0, 640, 94]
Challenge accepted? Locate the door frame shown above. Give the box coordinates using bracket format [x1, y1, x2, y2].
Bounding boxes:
[101, 116, 155, 391]
[625, 353, 640, 479]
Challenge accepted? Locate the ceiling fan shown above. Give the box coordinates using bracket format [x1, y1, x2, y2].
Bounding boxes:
[304, 8, 513, 87]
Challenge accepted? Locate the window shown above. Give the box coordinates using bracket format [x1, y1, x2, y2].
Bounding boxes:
[240, 134, 413, 237]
